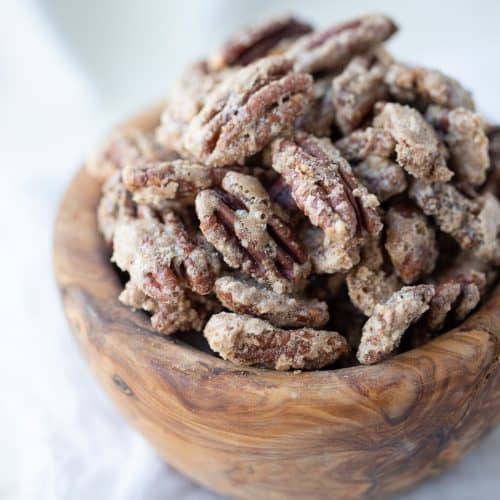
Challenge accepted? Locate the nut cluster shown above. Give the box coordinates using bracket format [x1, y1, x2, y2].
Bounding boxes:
[88, 13, 500, 370]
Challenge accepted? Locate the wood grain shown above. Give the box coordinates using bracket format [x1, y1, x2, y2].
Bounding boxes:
[53, 105, 500, 499]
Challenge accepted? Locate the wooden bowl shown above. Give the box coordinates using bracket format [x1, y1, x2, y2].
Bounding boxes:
[53, 105, 500, 499]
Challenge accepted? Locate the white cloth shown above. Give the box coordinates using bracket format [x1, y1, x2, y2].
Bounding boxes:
[1, 1, 499, 499]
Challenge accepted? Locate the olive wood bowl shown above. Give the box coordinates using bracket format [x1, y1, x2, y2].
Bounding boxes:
[53, 104, 500, 499]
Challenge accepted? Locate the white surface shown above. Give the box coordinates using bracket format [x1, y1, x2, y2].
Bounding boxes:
[1, 1, 499, 499]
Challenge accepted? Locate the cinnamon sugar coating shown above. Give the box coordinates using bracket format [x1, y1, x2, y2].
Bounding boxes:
[357, 285, 435, 364]
[89, 12, 499, 369]
[204, 312, 348, 370]
[215, 275, 329, 328]
[184, 56, 313, 166]
[373, 102, 453, 182]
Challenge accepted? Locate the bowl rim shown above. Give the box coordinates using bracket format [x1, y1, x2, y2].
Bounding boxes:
[53, 102, 500, 389]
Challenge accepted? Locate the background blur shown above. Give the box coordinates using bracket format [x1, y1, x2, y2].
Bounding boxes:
[1, 1, 499, 499]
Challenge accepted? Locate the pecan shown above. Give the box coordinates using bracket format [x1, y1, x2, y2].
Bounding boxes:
[357, 284, 435, 364]
[195, 171, 310, 293]
[112, 213, 220, 303]
[215, 275, 329, 328]
[424, 259, 487, 332]
[384, 62, 475, 111]
[156, 62, 229, 155]
[334, 127, 396, 162]
[352, 155, 407, 201]
[271, 132, 382, 254]
[426, 106, 490, 186]
[410, 181, 500, 263]
[122, 160, 224, 207]
[331, 53, 388, 134]
[384, 202, 438, 284]
[204, 312, 348, 370]
[346, 265, 400, 316]
[87, 128, 177, 182]
[297, 76, 337, 137]
[208, 15, 312, 70]
[285, 14, 397, 74]
[184, 56, 313, 167]
[97, 172, 136, 244]
[373, 102, 453, 182]
[119, 280, 219, 334]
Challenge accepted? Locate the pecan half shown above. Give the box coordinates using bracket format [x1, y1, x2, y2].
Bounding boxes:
[410, 181, 500, 263]
[373, 102, 453, 182]
[208, 15, 312, 70]
[352, 155, 407, 202]
[195, 171, 310, 293]
[184, 56, 313, 167]
[334, 127, 396, 162]
[331, 53, 388, 134]
[426, 106, 490, 186]
[215, 275, 329, 328]
[357, 284, 435, 365]
[122, 160, 227, 207]
[119, 280, 219, 334]
[384, 202, 438, 284]
[285, 14, 397, 74]
[204, 312, 348, 370]
[87, 128, 177, 182]
[384, 62, 475, 110]
[271, 132, 382, 254]
[112, 213, 220, 303]
[156, 62, 228, 155]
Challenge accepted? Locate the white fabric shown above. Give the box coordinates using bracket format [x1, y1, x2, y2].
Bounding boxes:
[1, 1, 499, 499]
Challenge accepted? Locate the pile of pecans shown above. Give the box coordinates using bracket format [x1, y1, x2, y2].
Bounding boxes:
[87, 13, 500, 370]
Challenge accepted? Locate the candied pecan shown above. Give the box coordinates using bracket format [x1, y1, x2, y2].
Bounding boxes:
[410, 181, 500, 263]
[426, 106, 490, 186]
[334, 127, 396, 162]
[384, 62, 474, 110]
[352, 155, 407, 201]
[195, 171, 310, 293]
[357, 284, 435, 364]
[204, 312, 348, 370]
[297, 76, 336, 137]
[120, 280, 220, 334]
[184, 56, 313, 167]
[285, 14, 397, 74]
[271, 132, 382, 253]
[331, 53, 388, 134]
[97, 172, 136, 244]
[208, 15, 312, 70]
[112, 214, 220, 303]
[156, 62, 228, 155]
[87, 128, 176, 182]
[346, 265, 400, 316]
[384, 202, 438, 284]
[373, 102, 453, 182]
[122, 160, 222, 207]
[215, 275, 329, 328]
